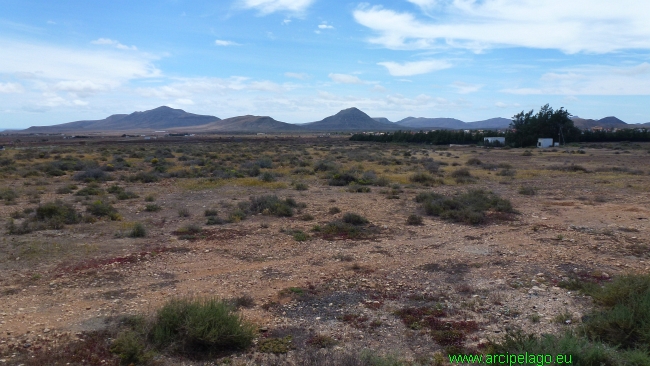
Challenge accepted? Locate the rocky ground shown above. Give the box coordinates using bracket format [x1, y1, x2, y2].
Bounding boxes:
[0, 138, 648, 364]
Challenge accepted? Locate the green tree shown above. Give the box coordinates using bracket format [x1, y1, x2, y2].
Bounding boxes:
[508, 104, 579, 147]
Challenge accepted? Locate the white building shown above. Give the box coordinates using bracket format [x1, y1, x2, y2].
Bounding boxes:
[537, 138, 553, 148]
[484, 137, 505, 146]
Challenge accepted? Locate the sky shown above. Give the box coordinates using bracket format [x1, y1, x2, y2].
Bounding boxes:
[1, 0, 650, 129]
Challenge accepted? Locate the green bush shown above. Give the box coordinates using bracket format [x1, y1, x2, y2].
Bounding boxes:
[293, 182, 309, 191]
[204, 208, 219, 217]
[150, 297, 255, 355]
[87, 200, 119, 220]
[519, 186, 536, 195]
[293, 231, 309, 242]
[0, 187, 18, 204]
[227, 210, 247, 223]
[328, 207, 341, 214]
[36, 200, 81, 224]
[259, 171, 276, 182]
[145, 204, 161, 212]
[415, 189, 514, 225]
[582, 274, 650, 351]
[409, 172, 442, 185]
[129, 223, 146, 238]
[110, 330, 153, 365]
[56, 184, 78, 194]
[342, 212, 369, 225]
[75, 183, 104, 196]
[248, 195, 298, 217]
[206, 216, 226, 225]
[406, 214, 423, 226]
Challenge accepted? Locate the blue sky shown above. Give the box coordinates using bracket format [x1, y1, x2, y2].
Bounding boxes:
[1, 0, 650, 129]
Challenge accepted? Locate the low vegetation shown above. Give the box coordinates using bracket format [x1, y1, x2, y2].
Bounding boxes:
[415, 189, 514, 225]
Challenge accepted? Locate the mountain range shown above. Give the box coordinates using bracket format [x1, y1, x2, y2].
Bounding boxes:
[13, 106, 649, 134]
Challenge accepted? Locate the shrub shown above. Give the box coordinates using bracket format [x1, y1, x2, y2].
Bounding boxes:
[128, 171, 159, 183]
[87, 200, 120, 220]
[206, 216, 226, 225]
[0, 188, 18, 204]
[293, 231, 309, 242]
[149, 297, 255, 355]
[348, 184, 371, 193]
[73, 168, 111, 182]
[466, 157, 483, 165]
[293, 182, 309, 191]
[178, 208, 191, 217]
[328, 207, 341, 214]
[144, 194, 155, 202]
[522, 150, 533, 156]
[110, 330, 153, 365]
[321, 221, 361, 239]
[328, 172, 358, 186]
[36, 200, 81, 224]
[450, 168, 475, 184]
[145, 204, 161, 212]
[204, 208, 219, 217]
[314, 160, 338, 172]
[406, 214, 423, 226]
[259, 171, 276, 182]
[75, 183, 104, 196]
[248, 195, 297, 217]
[496, 169, 517, 177]
[519, 186, 536, 195]
[227, 210, 247, 223]
[129, 223, 146, 238]
[409, 172, 437, 184]
[56, 184, 78, 194]
[582, 274, 650, 351]
[117, 191, 138, 200]
[342, 212, 369, 226]
[416, 189, 514, 225]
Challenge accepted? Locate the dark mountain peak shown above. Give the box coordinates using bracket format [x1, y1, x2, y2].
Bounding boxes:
[304, 107, 399, 131]
[598, 116, 626, 125]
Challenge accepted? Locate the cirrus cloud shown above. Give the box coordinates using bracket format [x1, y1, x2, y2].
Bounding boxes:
[354, 2, 650, 53]
[378, 60, 451, 76]
[239, 0, 315, 15]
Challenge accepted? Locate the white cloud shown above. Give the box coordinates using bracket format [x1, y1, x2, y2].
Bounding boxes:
[136, 77, 293, 99]
[239, 0, 315, 15]
[91, 38, 137, 51]
[503, 62, 650, 95]
[378, 60, 451, 76]
[328, 73, 365, 84]
[0, 38, 160, 85]
[495, 101, 520, 108]
[215, 39, 240, 46]
[353, 2, 650, 53]
[174, 98, 195, 105]
[285, 72, 309, 80]
[0, 82, 24, 94]
[53, 80, 111, 97]
[451, 81, 483, 94]
[373, 85, 387, 92]
[318, 23, 334, 29]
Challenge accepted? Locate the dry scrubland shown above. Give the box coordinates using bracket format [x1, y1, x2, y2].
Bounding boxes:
[0, 136, 649, 365]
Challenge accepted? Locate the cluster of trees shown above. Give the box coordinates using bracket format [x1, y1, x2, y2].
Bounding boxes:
[352, 104, 650, 146]
[507, 104, 580, 147]
[350, 129, 503, 145]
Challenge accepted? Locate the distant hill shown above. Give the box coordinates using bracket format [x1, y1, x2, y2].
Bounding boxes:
[304, 108, 400, 131]
[570, 116, 639, 129]
[372, 117, 393, 125]
[21, 106, 220, 133]
[179, 115, 304, 132]
[395, 117, 511, 130]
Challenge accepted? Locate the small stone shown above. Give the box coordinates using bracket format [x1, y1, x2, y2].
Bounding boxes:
[259, 327, 269, 332]
[43, 328, 50, 333]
